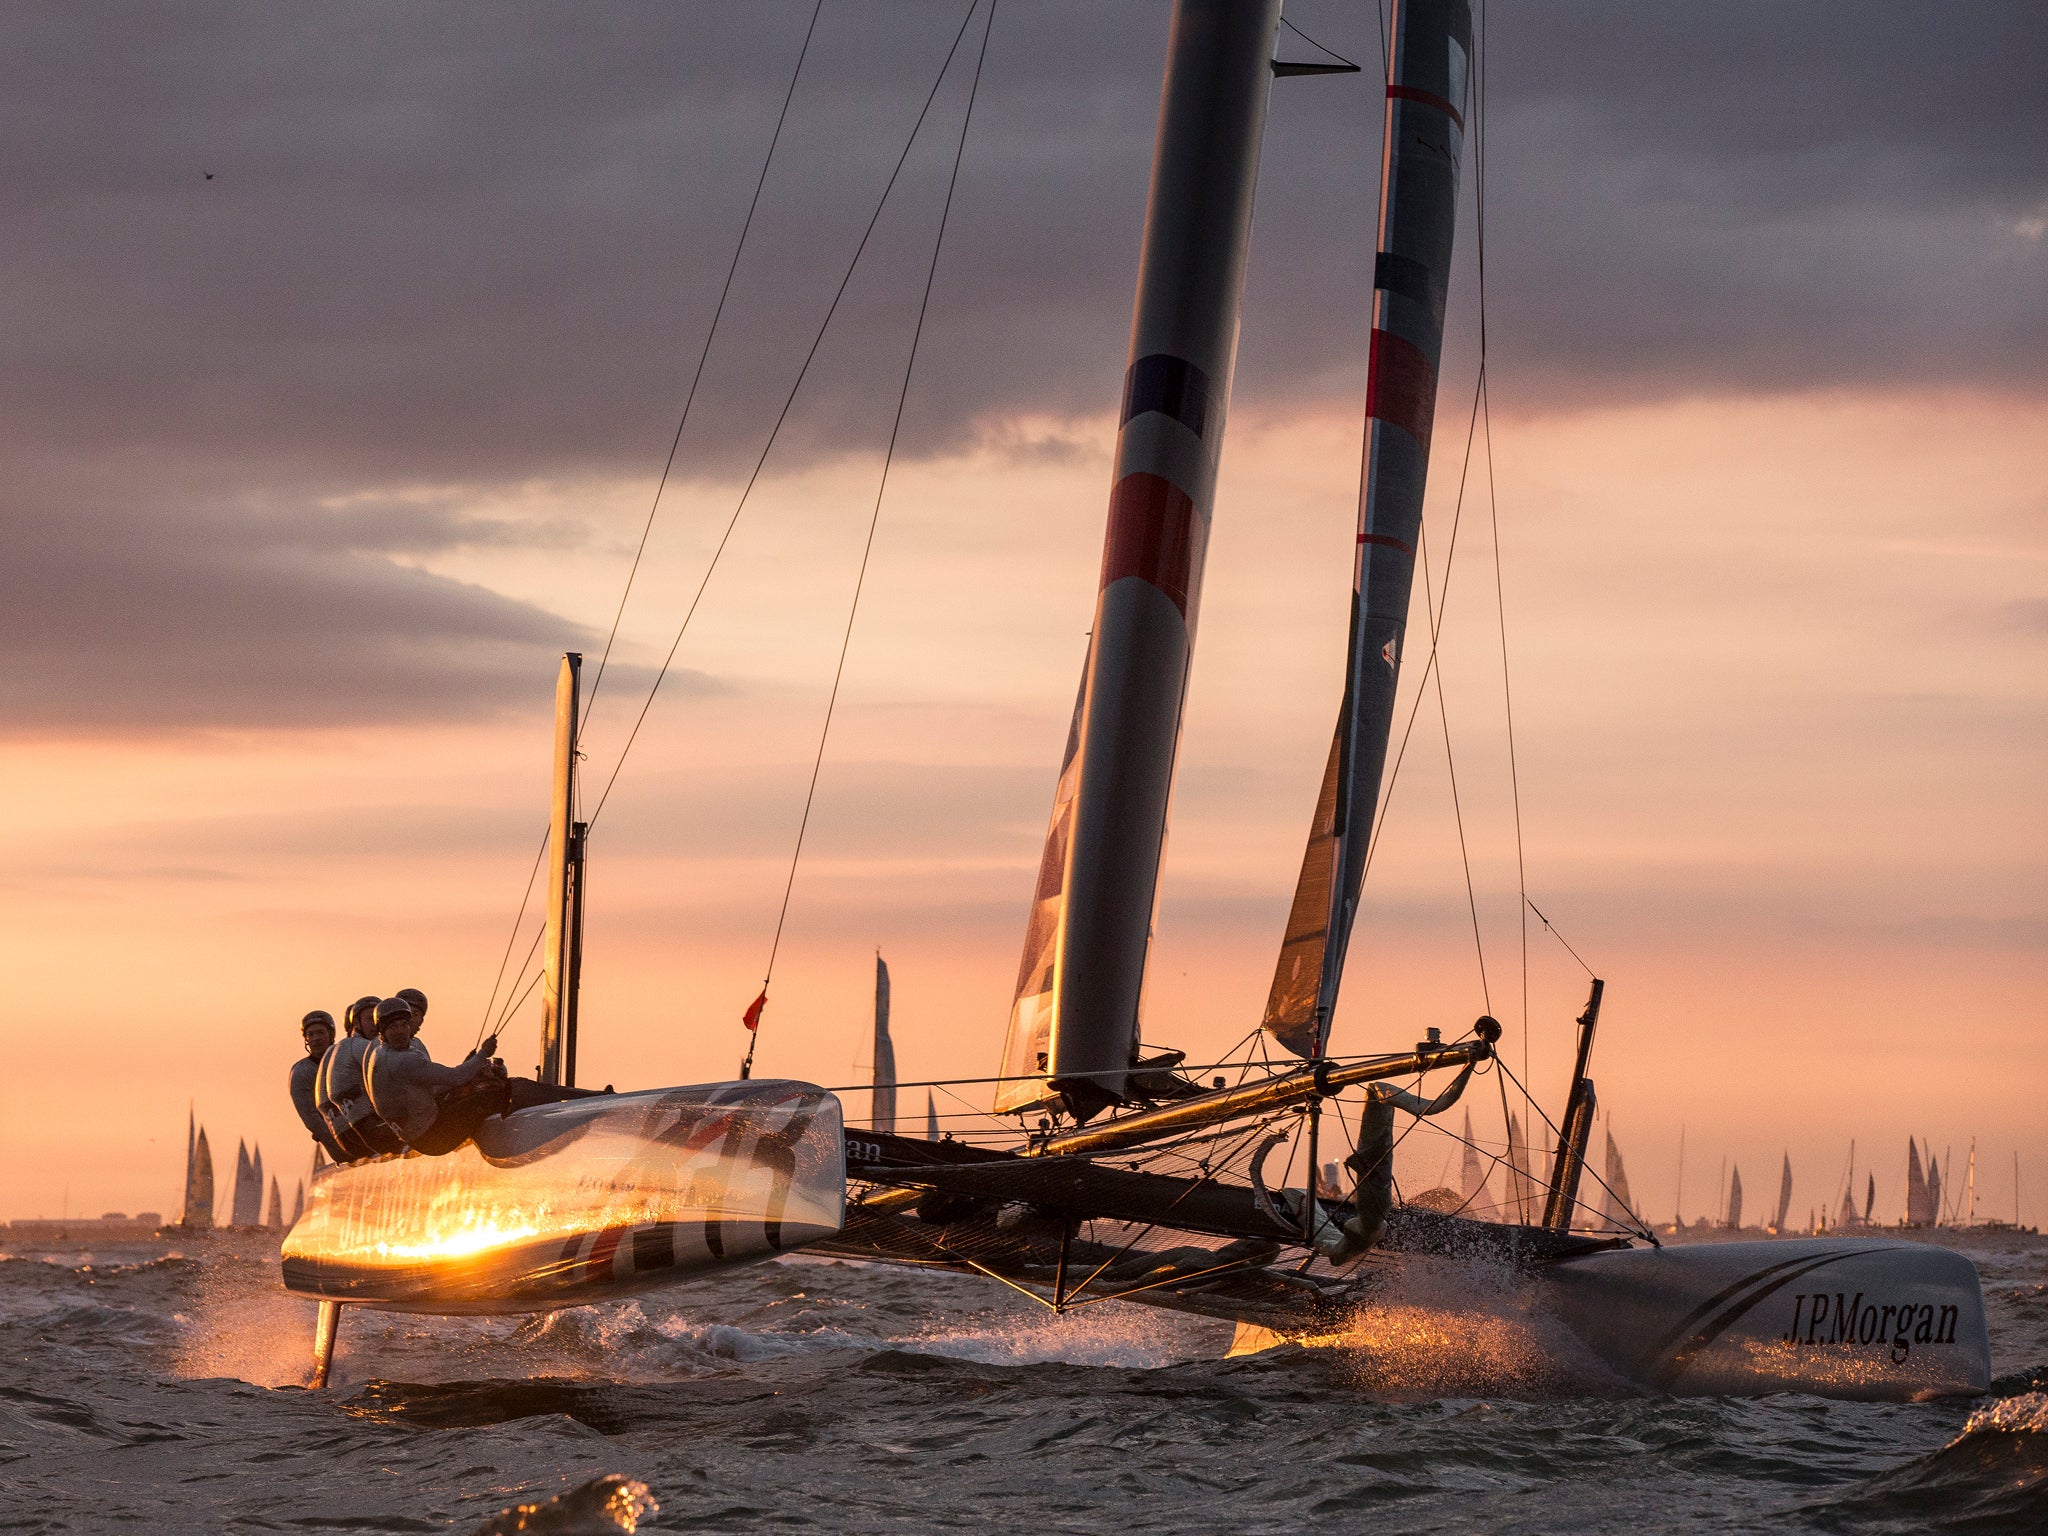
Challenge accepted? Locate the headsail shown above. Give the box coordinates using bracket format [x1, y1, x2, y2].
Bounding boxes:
[1002, 0, 1285, 1119]
[1726, 1166, 1744, 1230]
[872, 953, 897, 1135]
[1263, 0, 1473, 1057]
[1906, 1137, 1928, 1225]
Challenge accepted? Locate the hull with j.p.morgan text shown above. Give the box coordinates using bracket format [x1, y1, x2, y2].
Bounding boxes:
[280, 1082, 844, 1315]
[1544, 1238, 1990, 1400]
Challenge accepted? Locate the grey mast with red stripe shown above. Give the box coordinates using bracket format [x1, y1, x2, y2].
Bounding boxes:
[1263, 0, 1472, 1058]
[997, 0, 1284, 1121]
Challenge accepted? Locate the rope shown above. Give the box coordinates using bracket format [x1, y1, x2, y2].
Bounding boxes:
[583, 0, 824, 720]
[582, 0, 987, 835]
[746, 0, 998, 1075]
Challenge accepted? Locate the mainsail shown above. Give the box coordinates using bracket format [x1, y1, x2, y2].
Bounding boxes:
[1726, 1166, 1744, 1230]
[1928, 1148, 1944, 1227]
[265, 1177, 284, 1229]
[871, 954, 896, 1135]
[925, 1090, 939, 1143]
[1774, 1153, 1794, 1232]
[1263, 0, 1473, 1056]
[999, 0, 1285, 1118]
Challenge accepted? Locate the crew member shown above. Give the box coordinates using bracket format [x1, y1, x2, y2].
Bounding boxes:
[289, 1011, 350, 1163]
[319, 994, 406, 1159]
[395, 987, 431, 1059]
[366, 997, 599, 1156]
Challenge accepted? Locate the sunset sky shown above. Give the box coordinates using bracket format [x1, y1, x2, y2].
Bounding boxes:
[4, 1, 2042, 1228]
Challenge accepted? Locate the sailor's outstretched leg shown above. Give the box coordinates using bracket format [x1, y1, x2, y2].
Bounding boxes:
[310, 1299, 343, 1389]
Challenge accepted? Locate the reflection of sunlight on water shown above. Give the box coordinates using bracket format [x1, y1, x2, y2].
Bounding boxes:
[904, 1300, 1225, 1368]
[1325, 1260, 1617, 1400]
[1962, 1390, 2048, 1436]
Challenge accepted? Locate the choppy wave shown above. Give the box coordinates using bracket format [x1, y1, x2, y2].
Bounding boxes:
[1, 1232, 2044, 1533]
[1798, 1391, 2048, 1533]
[469, 1475, 657, 1535]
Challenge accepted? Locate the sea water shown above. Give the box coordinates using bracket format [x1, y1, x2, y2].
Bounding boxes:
[0, 1227, 2041, 1533]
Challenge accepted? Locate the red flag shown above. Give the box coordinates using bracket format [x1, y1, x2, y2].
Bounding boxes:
[741, 989, 767, 1032]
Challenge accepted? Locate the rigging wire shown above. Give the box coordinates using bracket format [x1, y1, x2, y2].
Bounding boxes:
[583, 0, 826, 721]
[743, 0, 997, 1075]
[1278, 15, 1360, 72]
[476, 831, 548, 1046]
[473, 6, 822, 1043]
[1470, 0, 1531, 1112]
[1418, 516, 1492, 1014]
[1526, 896, 1597, 979]
[582, 0, 987, 836]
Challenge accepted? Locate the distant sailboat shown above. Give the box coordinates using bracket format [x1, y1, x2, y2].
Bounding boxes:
[871, 953, 896, 1135]
[265, 1177, 284, 1229]
[924, 1089, 939, 1143]
[1927, 1145, 1943, 1228]
[181, 1114, 215, 1230]
[1506, 1111, 1538, 1222]
[290, 1181, 305, 1226]
[1772, 1154, 1793, 1234]
[1459, 1110, 1487, 1209]
[1864, 1172, 1875, 1225]
[1906, 1138, 1930, 1226]
[1838, 1186, 1858, 1229]
[1726, 1166, 1744, 1231]
[230, 1140, 263, 1227]
[1599, 1130, 1635, 1227]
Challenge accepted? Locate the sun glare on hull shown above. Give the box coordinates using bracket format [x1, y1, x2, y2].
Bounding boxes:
[280, 1081, 846, 1312]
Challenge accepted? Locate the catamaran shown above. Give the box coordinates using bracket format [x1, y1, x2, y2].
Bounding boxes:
[281, 0, 1990, 1401]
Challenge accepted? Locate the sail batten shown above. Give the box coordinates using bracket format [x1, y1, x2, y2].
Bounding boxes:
[1263, 0, 1473, 1058]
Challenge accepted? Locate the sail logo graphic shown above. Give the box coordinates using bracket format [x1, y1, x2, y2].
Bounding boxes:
[1783, 1291, 1959, 1364]
[1381, 636, 1398, 671]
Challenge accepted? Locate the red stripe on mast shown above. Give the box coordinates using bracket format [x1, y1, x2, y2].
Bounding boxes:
[1365, 327, 1437, 455]
[1099, 472, 1203, 617]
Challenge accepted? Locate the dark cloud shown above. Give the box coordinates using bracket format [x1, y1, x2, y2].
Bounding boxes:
[2, 1, 2039, 730]
[0, 483, 684, 733]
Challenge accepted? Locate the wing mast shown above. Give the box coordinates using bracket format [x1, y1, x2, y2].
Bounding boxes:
[998, 0, 1286, 1119]
[1263, 0, 1473, 1058]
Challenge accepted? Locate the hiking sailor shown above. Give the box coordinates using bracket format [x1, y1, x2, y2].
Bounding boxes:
[289, 1010, 350, 1163]
[365, 996, 599, 1156]
[393, 987, 432, 1058]
[318, 994, 406, 1160]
